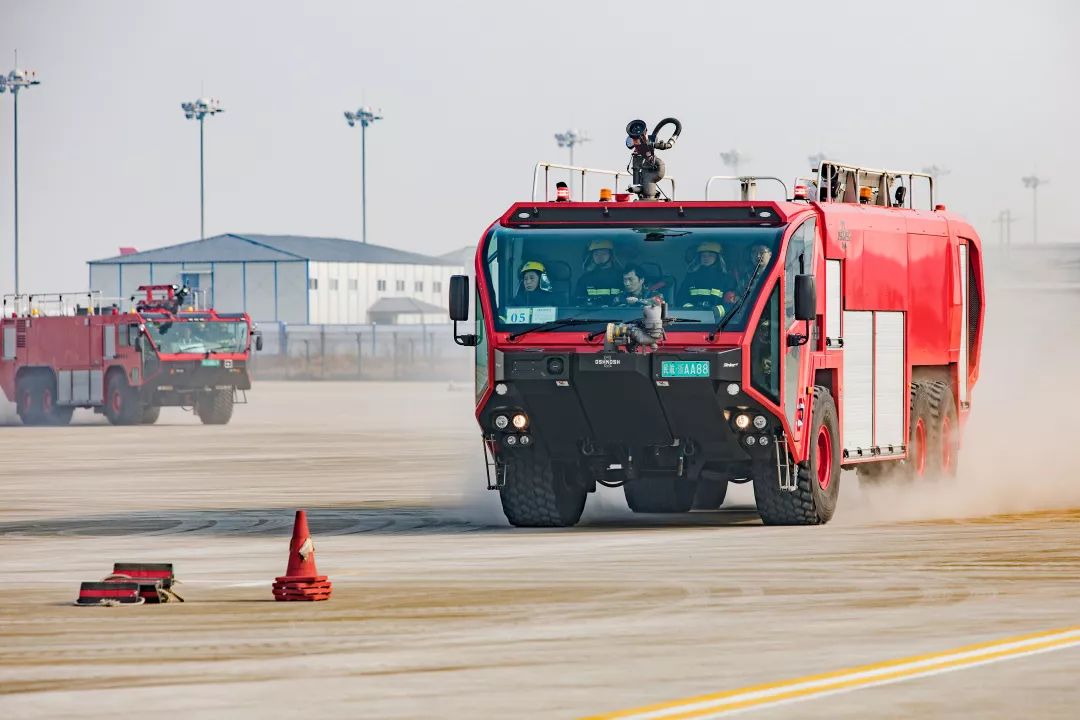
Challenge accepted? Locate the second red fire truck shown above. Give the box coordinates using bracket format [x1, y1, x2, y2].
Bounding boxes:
[1, 284, 261, 426]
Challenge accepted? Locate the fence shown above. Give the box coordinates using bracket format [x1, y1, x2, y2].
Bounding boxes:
[252, 322, 471, 381]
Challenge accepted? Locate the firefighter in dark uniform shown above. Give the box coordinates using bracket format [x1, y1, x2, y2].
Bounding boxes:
[678, 241, 736, 315]
[614, 264, 667, 306]
[513, 260, 554, 307]
[575, 239, 623, 306]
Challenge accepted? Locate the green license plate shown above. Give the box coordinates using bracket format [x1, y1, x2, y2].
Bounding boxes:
[661, 360, 711, 378]
[201, 359, 221, 367]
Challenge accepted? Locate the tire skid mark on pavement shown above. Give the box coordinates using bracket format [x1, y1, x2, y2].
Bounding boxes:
[585, 625, 1080, 720]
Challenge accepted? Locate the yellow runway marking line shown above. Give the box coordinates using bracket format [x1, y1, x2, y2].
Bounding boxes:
[585, 625, 1080, 720]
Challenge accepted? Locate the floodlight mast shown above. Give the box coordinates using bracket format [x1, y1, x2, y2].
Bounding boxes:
[2, 65, 41, 295]
[344, 106, 383, 244]
[554, 129, 590, 199]
[181, 97, 225, 240]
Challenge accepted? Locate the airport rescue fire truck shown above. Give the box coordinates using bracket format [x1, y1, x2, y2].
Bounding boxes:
[448, 117, 984, 527]
[1, 285, 261, 426]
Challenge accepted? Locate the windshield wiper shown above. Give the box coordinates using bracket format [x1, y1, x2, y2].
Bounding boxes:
[507, 316, 617, 341]
[708, 264, 766, 342]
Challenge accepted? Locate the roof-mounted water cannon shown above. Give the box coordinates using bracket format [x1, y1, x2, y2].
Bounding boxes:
[625, 117, 682, 200]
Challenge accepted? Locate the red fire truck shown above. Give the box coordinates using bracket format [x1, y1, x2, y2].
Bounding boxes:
[448, 118, 984, 527]
[1, 285, 261, 426]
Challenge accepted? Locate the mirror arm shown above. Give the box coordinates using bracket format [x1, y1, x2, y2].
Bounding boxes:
[453, 320, 478, 347]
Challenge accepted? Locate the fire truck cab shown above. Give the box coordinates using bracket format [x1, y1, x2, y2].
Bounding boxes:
[1, 284, 261, 426]
[448, 119, 984, 527]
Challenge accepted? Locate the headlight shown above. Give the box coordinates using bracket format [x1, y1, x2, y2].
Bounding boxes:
[494, 415, 509, 430]
[726, 383, 740, 396]
[519, 435, 532, 446]
[734, 414, 751, 430]
[753, 415, 767, 430]
[759, 435, 770, 446]
[745, 435, 757, 446]
[505, 435, 518, 446]
[512, 413, 529, 430]
[495, 383, 508, 396]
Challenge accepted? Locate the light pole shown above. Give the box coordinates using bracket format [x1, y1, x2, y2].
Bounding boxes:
[922, 165, 949, 203]
[554, 129, 589, 199]
[344, 106, 383, 244]
[181, 97, 224, 240]
[993, 209, 1017, 246]
[720, 149, 745, 177]
[1, 65, 41, 295]
[1021, 175, 1047, 244]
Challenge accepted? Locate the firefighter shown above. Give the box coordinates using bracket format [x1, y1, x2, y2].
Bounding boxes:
[731, 243, 774, 293]
[615, 264, 666, 305]
[678, 241, 736, 313]
[575, 239, 623, 305]
[513, 260, 553, 307]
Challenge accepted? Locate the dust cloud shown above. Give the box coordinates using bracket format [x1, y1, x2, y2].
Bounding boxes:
[846, 246, 1080, 523]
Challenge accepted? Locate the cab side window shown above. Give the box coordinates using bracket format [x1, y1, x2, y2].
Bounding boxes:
[784, 219, 816, 322]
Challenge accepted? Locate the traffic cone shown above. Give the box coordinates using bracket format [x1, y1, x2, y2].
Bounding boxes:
[272, 510, 332, 602]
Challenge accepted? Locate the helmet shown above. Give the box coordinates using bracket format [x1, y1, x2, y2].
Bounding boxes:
[588, 239, 614, 252]
[696, 241, 723, 254]
[520, 260, 546, 275]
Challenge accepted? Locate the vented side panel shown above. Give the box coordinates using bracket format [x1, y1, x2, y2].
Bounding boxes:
[842, 311, 874, 454]
[874, 312, 905, 450]
[58, 371, 73, 405]
[825, 260, 842, 347]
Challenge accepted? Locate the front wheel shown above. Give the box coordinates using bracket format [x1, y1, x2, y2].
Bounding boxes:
[754, 386, 840, 525]
[104, 373, 142, 425]
[196, 389, 234, 425]
[500, 455, 587, 527]
[141, 406, 161, 425]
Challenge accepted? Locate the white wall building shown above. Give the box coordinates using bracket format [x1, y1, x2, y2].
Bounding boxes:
[88, 234, 463, 324]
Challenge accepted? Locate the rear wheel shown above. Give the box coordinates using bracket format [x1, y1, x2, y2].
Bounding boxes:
[754, 386, 840, 525]
[104, 373, 142, 425]
[926, 381, 959, 477]
[500, 455, 587, 527]
[141, 406, 161, 425]
[16, 373, 71, 426]
[196, 389, 234, 425]
[624, 475, 698, 513]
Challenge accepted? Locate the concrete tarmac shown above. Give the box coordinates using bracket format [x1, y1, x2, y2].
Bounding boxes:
[1, 382, 1078, 719]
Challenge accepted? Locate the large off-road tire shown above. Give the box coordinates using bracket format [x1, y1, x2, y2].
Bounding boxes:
[624, 476, 698, 513]
[16, 373, 72, 426]
[141, 406, 162, 425]
[858, 382, 934, 485]
[499, 455, 587, 527]
[754, 386, 840, 525]
[925, 381, 959, 478]
[104, 372, 142, 425]
[693, 478, 729, 510]
[196, 389, 234, 425]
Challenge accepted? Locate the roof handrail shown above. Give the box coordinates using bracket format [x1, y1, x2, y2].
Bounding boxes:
[531, 162, 677, 202]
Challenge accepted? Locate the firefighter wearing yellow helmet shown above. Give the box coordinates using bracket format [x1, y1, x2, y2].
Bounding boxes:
[575, 238, 623, 305]
[678, 240, 736, 313]
[513, 260, 553, 307]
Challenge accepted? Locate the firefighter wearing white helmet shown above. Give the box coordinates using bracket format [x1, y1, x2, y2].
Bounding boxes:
[575, 238, 623, 305]
[514, 260, 553, 307]
[678, 240, 736, 313]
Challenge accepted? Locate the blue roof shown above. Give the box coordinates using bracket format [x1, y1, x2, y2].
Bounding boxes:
[89, 234, 460, 266]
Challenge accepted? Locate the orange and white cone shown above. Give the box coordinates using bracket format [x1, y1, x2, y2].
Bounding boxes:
[272, 510, 332, 602]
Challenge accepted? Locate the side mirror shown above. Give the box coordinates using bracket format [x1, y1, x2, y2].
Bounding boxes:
[448, 275, 470, 321]
[255, 333, 263, 351]
[448, 275, 479, 347]
[794, 274, 816, 322]
[894, 185, 907, 207]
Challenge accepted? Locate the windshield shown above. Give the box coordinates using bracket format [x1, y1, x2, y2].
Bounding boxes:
[483, 225, 783, 333]
[146, 320, 249, 354]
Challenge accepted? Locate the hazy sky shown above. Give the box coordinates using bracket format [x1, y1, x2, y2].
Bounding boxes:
[0, 0, 1076, 294]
